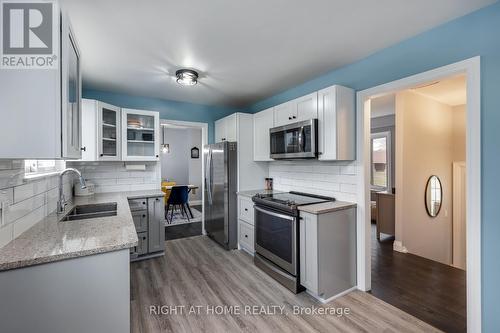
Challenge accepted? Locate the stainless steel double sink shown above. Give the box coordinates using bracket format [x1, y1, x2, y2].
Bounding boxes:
[60, 202, 117, 222]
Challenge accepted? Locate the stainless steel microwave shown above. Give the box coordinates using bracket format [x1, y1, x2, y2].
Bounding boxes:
[270, 119, 318, 159]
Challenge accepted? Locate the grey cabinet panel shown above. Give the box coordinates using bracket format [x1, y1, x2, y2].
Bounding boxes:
[147, 197, 165, 253]
[129, 198, 148, 211]
[132, 210, 148, 233]
[136, 232, 148, 256]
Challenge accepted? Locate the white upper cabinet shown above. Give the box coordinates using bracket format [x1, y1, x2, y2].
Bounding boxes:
[81, 99, 121, 161]
[274, 92, 318, 127]
[121, 109, 160, 161]
[0, 9, 82, 159]
[253, 107, 274, 161]
[214, 113, 237, 142]
[294, 92, 318, 122]
[317, 85, 355, 161]
[273, 101, 295, 126]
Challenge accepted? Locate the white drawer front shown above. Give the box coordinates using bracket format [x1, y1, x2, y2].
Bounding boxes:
[239, 220, 254, 253]
[238, 196, 254, 225]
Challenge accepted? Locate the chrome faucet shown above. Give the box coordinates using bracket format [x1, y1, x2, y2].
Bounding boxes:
[57, 168, 87, 214]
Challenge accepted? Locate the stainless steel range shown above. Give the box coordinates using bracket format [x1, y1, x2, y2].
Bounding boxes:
[252, 191, 335, 293]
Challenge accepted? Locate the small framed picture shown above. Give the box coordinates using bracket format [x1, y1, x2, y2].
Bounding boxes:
[191, 147, 199, 159]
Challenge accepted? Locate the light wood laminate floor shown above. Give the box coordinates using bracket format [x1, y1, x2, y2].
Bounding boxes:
[131, 236, 441, 333]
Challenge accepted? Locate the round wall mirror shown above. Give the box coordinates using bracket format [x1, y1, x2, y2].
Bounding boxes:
[425, 175, 442, 217]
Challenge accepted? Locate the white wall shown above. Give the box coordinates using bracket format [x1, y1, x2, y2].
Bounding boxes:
[160, 127, 202, 201]
[269, 160, 357, 202]
[395, 91, 465, 265]
[67, 161, 160, 193]
[160, 128, 189, 184]
[0, 160, 72, 248]
[187, 129, 202, 201]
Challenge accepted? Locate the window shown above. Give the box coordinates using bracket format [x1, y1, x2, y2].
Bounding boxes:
[24, 160, 64, 177]
[371, 131, 391, 191]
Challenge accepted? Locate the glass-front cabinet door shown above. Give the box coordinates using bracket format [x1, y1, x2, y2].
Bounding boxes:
[98, 102, 121, 160]
[121, 109, 160, 161]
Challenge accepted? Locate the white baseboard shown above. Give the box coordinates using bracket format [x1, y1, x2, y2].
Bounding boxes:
[393, 240, 408, 253]
[189, 200, 202, 206]
[306, 286, 358, 304]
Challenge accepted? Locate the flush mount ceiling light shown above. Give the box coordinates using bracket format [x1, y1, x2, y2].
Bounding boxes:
[175, 69, 198, 86]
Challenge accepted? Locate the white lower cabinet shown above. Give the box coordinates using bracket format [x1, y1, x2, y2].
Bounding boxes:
[238, 195, 255, 254]
[299, 207, 357, 302]
[239, 220, 254, 254]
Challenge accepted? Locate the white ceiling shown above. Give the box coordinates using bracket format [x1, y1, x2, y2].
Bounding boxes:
[61, 0, 494, 107]
[411, 75, 466, 106]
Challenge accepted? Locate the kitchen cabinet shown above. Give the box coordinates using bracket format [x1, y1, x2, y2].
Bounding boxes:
[147, 196, 165, 253]
[253, 107, 274, 161]
[129, 195, 165, 261]
[121, 109, 160, 161]
[81, 99, 121, 161]
[214, 113, 268, 192]
[317, 85, 355, 161]
[299, 207, 356, 302]
[238, 194, 255, 254]
[0, 11, 82, 159]
[273, 92, 318, 127]
[215, 113, 237, 142]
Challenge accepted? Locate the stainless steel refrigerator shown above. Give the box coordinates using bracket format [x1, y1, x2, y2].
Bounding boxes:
[204, 141, 238, 250]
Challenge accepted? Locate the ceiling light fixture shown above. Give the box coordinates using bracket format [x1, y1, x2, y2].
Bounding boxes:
[175, 69, 198, 86]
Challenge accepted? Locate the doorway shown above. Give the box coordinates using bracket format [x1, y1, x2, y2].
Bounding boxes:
[369, 75, 467, 332]
[356, 57, 481, 332]
[159, 119, 208, 240]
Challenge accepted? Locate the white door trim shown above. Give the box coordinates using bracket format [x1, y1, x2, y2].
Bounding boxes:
[160, 119, 209, 234]
[453, 161, 467, 270]
[355, 56, 481, 332]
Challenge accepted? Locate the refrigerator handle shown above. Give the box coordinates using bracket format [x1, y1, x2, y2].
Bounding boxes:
[206, 147, 212, 204]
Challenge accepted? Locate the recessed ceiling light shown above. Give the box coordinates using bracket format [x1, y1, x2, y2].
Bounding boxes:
[175, 69, 198, 86]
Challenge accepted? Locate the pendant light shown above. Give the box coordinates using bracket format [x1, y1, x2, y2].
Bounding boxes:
[161, 126, 170, 153]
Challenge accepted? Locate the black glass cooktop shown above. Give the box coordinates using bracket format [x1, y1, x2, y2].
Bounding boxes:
[254, 191, 334, 207]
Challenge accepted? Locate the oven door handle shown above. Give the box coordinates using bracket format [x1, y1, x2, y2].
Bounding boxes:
[254, 206, 295, 221]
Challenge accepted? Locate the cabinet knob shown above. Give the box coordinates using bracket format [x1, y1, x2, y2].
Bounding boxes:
[245, 235, 248, 238]
[318, 152, 323, 155]
[288, 117, 292, 120]
[142, 202, 146, 205]
[244, 208, 248, 211]
[80, 147, 86, 152]
[156, 154, 159, 158]
[292, 116, 296, 119]
[142, 215, 146, 218]
[100, 153, 104, 157]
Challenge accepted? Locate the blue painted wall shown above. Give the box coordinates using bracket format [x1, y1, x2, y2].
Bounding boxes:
[83, 89, 239, 143]
[245, 3, 500, 330]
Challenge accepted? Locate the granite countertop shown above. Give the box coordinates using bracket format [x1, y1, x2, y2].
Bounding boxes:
[0, 190, 164, 271]
[298, 201, 357, 215]
[236, 189, 285, 198]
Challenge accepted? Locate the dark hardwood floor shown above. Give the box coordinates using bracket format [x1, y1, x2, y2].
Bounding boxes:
[370, 224, 466, 333]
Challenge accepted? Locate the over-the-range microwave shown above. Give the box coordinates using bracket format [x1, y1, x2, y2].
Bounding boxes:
[269, 119, 318, 159]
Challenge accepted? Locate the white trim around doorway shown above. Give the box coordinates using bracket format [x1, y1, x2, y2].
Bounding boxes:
[160, 119, 209, 235]
[355, 56, 481, 332]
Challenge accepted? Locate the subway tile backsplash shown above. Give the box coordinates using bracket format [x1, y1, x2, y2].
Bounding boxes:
[67, 161, 161, 194]
[268, 160, 358, 203]
[0, 161, 72, 249]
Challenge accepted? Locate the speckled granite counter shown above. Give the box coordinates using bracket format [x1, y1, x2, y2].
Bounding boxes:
[0, 190, 164, 271]
[298, 201, 357, 214]
[236, 189, 285, 198]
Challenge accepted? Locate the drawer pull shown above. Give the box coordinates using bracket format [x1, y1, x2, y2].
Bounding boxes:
[244, 208, 248, 212]
[245, 235, 248, 238]
[142, 214, 146, 218]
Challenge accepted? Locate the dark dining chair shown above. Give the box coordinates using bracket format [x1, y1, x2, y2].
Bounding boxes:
[165, 186, 191, 223]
